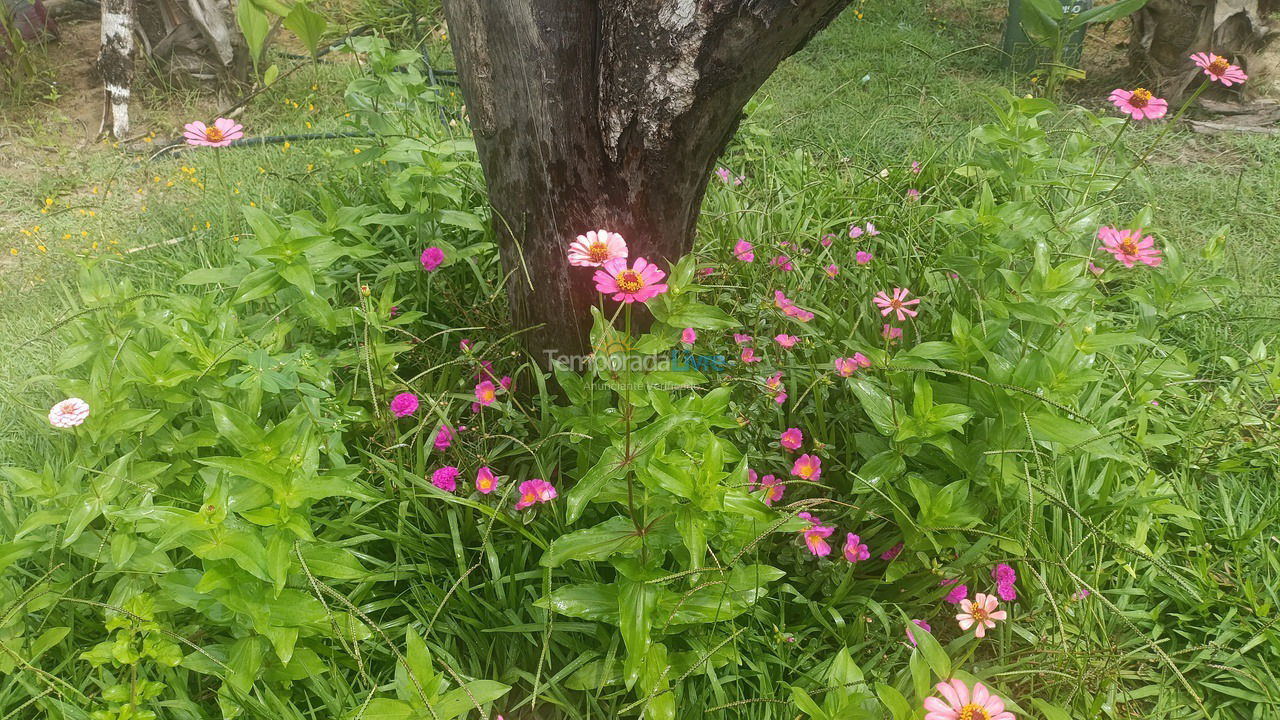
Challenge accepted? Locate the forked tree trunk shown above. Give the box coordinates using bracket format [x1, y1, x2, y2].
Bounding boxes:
[442, 0, 850, 363]
[97, 0, 135, 138]
[1129, 0, 1276, 101]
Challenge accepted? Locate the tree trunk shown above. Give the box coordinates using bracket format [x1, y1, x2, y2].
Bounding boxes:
[97, 0, 135, 138]
[1128, 0, 1276, 101]
[442, 0, 850, 364]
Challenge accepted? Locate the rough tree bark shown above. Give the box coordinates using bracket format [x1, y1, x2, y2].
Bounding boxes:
[442, 0, 850, 364]
[97, 0, 135, 138]
[1129, 0, 1275, 101]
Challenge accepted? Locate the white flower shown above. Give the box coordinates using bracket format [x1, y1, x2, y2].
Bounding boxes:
[49, 398, 90, 428]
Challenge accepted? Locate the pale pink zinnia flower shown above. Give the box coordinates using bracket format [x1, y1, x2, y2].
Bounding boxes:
[911, 160, 922, 174]
[873, 288, 921, 321]
[48, 398, 90, 428]
[421, 247, 445, 271]
[390, 392, 419, 417]
[182, 118, 244, 147]
[883, 324, 903, 343]
[475, 380, 497, 407]
[791, 453, 821, 482]
[843, 533, 869, 563]
[865, 222, 879, 236]
[1108, 88, 1168, 120]
[734, 239, 755, 262]
[681, 327, 697, 345]
[802, 524, 834, 557]
[515, 479, 557, 510]
[780, 427, 803, 450]
[1190, 52, 1247, 86]
[774, 333, 798, 349]
[924, 679, 1015, 720]
[855, 251, 873, 265]
[1098, 226, 1162, 268]
[567, 229, 628, 267]
[956, 592, 1008, 638]
[593, 257, 668, 303]
[476, 466, 498, 494]
[906, 188, 921, 202]
[431, 466, 460, 492]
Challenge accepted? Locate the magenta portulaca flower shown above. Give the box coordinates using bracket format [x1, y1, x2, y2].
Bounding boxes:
[825, 263, 839, 278]
[956, 592, 1008, 638]
[733, 333, 752, 345]
[773, 290, 815, 322]
[924, 679, 1015, 720]
[567, 229, 628, 267]
[774, 333, 798, 349]
[791, 453, 821, 482]
[855, 251, 873, 265]
[476, 467, 497, 494]
[833, 353, 871, 378]
[183, 118, 244, 147]
[48, 398, 90, 428]
[873, 288, 921, 321]
[734, 239, 755, 262]
[431, 466, 460, 492]
[515, 479, 557, 510]
[766, 371, 786, 404]
[475, 381, 497, 407]
[433, 425, 453, 451]
[390, 392, 419, 417]
[1191, 52, 1247, 86]
[681, 328, 697, 345]
[1109, 88, 1168, 120]
[593, 257, 668, 303]
[421, 247, 445, 271]
[802, 524, 834, 557]
[942, 578, 967, 603]
[780, 427, 803, 451]
[905, 618, 930, 647]
[843, 533, 869, 563]
[1098, 226, 1162, 268]
[740, 346, 762, 364]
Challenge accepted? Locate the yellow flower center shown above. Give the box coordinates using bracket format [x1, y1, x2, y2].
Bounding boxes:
[970, 607, 989, 623]
[959, 703, 992, 720]
[1208, 56, 1229, 74]
[1120, 238, 1139, 256]
[204, 127, 225, 143]
[588, 241, 611, 263]
[1129, 88, 1152, 108]
[616, 269, 644, 293]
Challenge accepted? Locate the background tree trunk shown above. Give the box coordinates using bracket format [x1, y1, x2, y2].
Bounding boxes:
[442, 0, 850, 364]
[1128, 0, 1276, 101]
[97, 0, 134, 138]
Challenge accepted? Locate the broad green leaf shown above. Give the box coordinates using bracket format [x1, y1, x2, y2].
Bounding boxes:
[283, 3, 327, 56]
[565, 446, 627, 523]
[542, 516, 641, 567]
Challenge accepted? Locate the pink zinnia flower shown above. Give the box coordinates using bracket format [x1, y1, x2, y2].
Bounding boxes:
[593, 257, 669, 303]
[421, 247, 445, 271]
[881, 542, 903, 560]
[567, 229, 628, 267]
[1108, 88, 1169, 120]
[182, 118, 244, 147]
[1191, 52, 1247, 86]
[825, 263, 839, 278]
[849, 225, 864, 240]
[515, 479, 557, 510]
[433, 425, 453, 451]
[993, 563, 1017, 601]
[431, 466, 460, 492]
[774, 333, 798, 349]
[48, 398, 90, 428]
[780, 427, 803, 450]
[475, 380, 497, 407]
[390, 392, 419, 417]
[956, 593, 1008, 638]
[791, 453, 821, 482]
[924, 679, 1015, 720]
[873, 288, 921, 321]
[771, 255, 793, 271]
[855, 251, 873, 265]
[733, 333, 753, 345]
[500, 376, 513, 390]
[821, 234, 836, 247]
[758, 474, 784, 505]
[883, 324, 903, 342]
[741, 347, 762, 364]
[1098, 226, 1162, 268]
[802, 524, 834, 557]
[905, 619, 930, 647]
[843, 533, 869, 563]
[476, 466, 498, 494]
[681, 327, 697, 345]
[734, 239, 755, 262]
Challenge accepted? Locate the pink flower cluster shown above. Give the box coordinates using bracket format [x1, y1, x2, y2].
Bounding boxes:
[833, 353, 870, 378]
[774, 290, 814, 322]
[992, 563, 1017, 601]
